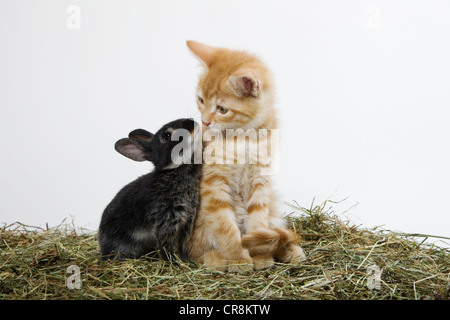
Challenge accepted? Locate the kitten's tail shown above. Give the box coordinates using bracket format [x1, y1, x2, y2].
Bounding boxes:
[241, 227, 301, 260]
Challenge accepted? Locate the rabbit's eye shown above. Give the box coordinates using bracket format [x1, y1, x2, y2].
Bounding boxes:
[197, 96, 204, 104]
[162, 131, 172, 142]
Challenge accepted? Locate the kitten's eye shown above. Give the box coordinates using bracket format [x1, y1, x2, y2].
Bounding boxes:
[162, 131, 172, 142]
[216, 105, 229, 114]
[197, 96, 204, 104]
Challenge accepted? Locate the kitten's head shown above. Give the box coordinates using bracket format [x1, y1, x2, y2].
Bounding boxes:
[187, 41, 277, 131]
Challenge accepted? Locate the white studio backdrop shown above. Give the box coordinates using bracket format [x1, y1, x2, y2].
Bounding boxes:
[0, 0, 449, 246]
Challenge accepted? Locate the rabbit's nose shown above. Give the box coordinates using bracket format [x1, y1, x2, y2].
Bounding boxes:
[202, 120, 211, 127]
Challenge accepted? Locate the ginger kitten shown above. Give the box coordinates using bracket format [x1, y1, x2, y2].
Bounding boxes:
[186, 40, 305, 271]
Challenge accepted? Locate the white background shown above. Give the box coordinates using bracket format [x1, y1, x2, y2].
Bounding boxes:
[0, 1, 449, 245]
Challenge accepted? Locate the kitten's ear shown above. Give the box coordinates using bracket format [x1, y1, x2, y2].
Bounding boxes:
[229, 74, 260, 97]
[186, 40, 214, 68]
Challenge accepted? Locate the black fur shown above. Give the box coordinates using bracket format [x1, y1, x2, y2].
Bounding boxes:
[99, 118, 201, 261]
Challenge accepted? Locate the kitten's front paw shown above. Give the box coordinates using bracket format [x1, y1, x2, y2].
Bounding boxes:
[252, 254, 274, 270]
[226, 249, 253, 273]
[201, 249, 253, 273]
[201, 249, 228, 271]
[227, 256, 254, 273]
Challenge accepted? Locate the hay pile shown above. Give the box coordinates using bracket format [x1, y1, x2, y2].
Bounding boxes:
[1, 201, 449, 300]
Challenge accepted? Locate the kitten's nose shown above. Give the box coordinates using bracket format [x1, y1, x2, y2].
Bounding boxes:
[202, 120, 211, 127]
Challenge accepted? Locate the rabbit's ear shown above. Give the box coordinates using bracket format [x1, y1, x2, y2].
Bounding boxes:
[128, 129, 154, 142]
[115, 138, 150, 162]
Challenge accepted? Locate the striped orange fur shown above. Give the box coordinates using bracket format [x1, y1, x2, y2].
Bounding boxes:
[186, 41, 305, 271]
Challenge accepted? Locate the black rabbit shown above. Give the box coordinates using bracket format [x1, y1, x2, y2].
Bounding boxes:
[99, 118, 201, 261]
